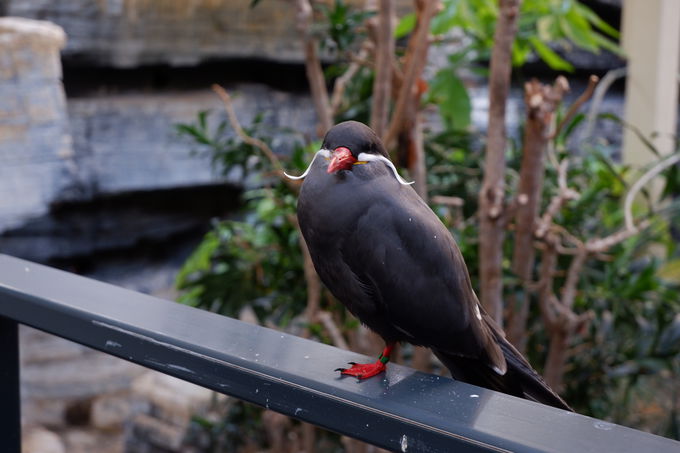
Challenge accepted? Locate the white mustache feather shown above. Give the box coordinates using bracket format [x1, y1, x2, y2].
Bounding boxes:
[283, 149, 331, 180]
[283, 149, 414, 186]
[357, 152, 414, 186]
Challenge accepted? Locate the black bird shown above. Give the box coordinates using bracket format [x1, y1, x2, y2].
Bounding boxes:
[288, 121, 571, 411]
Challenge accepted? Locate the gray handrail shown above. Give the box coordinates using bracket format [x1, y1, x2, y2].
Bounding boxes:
[0, 254, 677, 453]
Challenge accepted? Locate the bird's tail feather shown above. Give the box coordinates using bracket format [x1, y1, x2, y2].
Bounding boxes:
[433, 337, 572, 411]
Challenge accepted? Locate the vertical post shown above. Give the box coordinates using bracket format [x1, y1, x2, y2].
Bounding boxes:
[621, 0, 680, 166]
[0, 316, 20, 453]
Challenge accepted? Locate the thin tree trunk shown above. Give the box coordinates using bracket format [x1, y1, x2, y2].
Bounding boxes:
[370, 0, 394, 137]
[405, 111, 428, 200]
[543, 248, 586, 390]
[478, 0, 521, 326]
[507, 77, 568, 351]
[543, 327, 570, 390]
[296, 0, 333, 134]
[382, 0, 436, 150]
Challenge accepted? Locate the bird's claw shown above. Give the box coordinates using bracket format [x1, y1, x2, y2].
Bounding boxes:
[336, 361, 386, 380]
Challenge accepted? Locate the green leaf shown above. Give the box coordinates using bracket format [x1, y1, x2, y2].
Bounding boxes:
[528, 36, 574, 71]
[431, 0, 461, 36]
[198, 110, 209, 131]
[574, 2, 620, 39]
[428, 70, 472, 131]
[512, 41, 532, 67]
[176, 231, 220, 287]
[395, 13, 416, 38]
[561, 112, 586, 141]
[175, 124, 212, 145]
[591, 32, 623, 56]
[536, 16, 557, 42]
[559, 12, 598, 53]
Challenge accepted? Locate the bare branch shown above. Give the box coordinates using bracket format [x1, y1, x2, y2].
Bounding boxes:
[316, 311, 350, 350]
[430, 195, 464, 207]
[212, 84, 302, 192]
[331, 41, 373, 114]
[549, 74, 599, 140]
[585, 219, 651, 253]
[623, 152, 680, 231]
[582, 67, 627, 142]
[560, 248, 587, 310]
[535, 159, 580, 239]
[537, 236, 559, 329]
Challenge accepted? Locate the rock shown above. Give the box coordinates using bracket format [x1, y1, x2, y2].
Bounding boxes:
[127, 371, 229, 451]
[21, 399, 68, 428]
[22, 350, 146, 399]
[91, 393, 132, 431]
[127, 413, 186, 452]
[131, 372, 214, 426]
[0, 17, 65, 80]
[62, 428, 124, 453]
[20, 326, 89, 364]
[22, 426, 65, 453]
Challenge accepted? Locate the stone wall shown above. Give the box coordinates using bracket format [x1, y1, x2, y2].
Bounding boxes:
[0, 18, 73, 231]
[6, 0, 415, 67]
[7, 0, 304, 67]
[0, 15, 316, 241]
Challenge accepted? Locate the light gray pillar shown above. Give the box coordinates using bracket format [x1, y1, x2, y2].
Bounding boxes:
[621, 0, 680, 165]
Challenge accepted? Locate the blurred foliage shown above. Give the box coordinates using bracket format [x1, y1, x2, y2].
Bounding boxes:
[175, 0, 679, 444]
[333, 66, 375, 125]
[316, 0, 375, 55]
[427, 110, 680, 436]
[401, 0, 620, 131]
[175, 114, 311, 326]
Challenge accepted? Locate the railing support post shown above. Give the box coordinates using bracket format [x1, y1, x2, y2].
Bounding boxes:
[0, 315, 20, 453]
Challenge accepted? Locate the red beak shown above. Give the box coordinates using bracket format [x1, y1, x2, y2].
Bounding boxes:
[327, 147, 357, 174]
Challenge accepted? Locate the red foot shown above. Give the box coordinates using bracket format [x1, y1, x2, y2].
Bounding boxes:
[336, 361, 386, 379]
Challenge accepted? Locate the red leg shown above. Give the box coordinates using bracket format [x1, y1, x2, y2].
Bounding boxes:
[336, 343, 395, 379]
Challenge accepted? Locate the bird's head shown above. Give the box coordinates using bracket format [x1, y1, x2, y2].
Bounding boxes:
[321, 121, 389, 174]
[284, 121, 413, 185]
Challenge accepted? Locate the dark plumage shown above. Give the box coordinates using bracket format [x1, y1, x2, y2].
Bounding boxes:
[295, 121, 571, 411]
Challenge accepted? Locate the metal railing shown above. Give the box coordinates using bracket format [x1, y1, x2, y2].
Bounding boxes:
[0, 253, 677, 453]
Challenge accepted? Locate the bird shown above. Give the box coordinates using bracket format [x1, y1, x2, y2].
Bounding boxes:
[286, 120, 572, 411]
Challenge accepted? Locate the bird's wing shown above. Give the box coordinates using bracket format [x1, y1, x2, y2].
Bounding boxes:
[340, 185, 506, 371]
